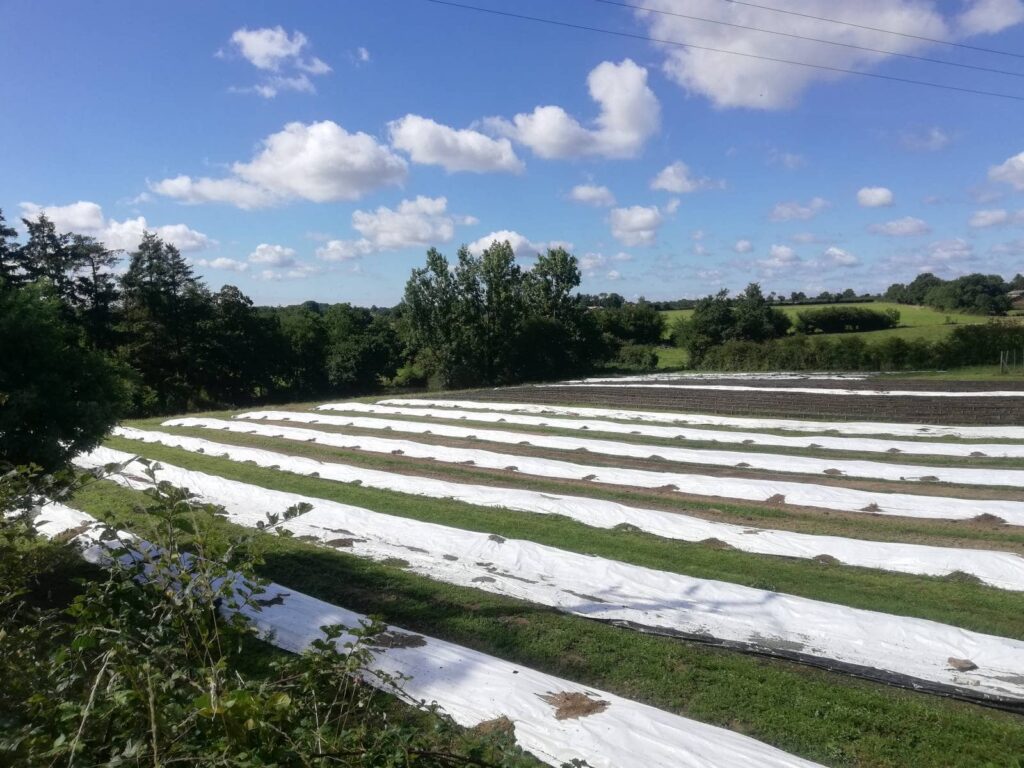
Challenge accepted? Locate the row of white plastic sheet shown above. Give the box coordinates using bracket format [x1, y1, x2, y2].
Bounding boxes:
[73, 448, 1024, 708]
[35, 500, 820, 768]
[242, 410, 1024, 487]
[378, 398, 1024, 440]
[155, 420, 1024, 525]
[315, 402, 1024, 458]
[550, 382, 1024, 397]
[110, 427, 1024, 590]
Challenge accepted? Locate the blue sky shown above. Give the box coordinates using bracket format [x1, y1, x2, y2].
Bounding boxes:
[2, 0, 1024, 306]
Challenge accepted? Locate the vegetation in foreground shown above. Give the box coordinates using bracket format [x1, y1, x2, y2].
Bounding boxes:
[0, 464, 533, 767]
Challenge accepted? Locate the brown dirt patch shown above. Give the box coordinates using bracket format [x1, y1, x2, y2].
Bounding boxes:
[538, 691, 610, 720]
[473, 716, 516, 739]
[370, 631, 427, 649]
[948, 657, 979, 672]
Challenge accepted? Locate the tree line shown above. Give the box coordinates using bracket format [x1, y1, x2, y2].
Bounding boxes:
[884, 272, 1023, 315]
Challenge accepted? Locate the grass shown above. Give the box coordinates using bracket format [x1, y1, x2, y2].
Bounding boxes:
[117, 427, 1024, 551]
[70, 477, 1024, 768]
[659, 302, 1019, 346]
[102, 433, 1024, 639]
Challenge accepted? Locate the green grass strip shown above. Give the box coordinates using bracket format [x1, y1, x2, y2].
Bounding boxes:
[70, 478, 1024, 768]
[103, 434, 1024, 640]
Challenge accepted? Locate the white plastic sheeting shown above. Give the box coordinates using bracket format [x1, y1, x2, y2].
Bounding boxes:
[72, 450, 1024, 707]
[316, 402, 1024, 459]
[379, 398, 1024, 440]
[244, 409, 1024, 487]
[108, 428, 1024, 591]
[153, 420, 1024, 524]
[572, 373, 870, 383]
[550, 383, 1024, 398]
[36, 502, 820, 768]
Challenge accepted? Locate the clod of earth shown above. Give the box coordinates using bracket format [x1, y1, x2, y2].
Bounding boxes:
[256, 592, 288, 607]
[381, 557, 410, 568]
[823, 468, 843, 476]
[488, 534, 506, 544]
[970, 451, 987, 457]
[582, 474, 598, 481]
[861, 503, 882, 512]
[370, 631, 427, 649]
[391, 449, 404, 455]
[700, 538, 732, 550]
[443, 554, 459, 561]
[735, 462, 751, 468]
[538, 691, 610, 720]
[948, 657, 979, 672]
[814, 554, 841, 565]
[326, 538, 360, 548]
[974, 513, 1006, 524]
[504, 465, 519, 471]
[657, 484, 679, 491]
[887, 448, 902, 454]
[919, 475, 940, 482]
[472, 716, 515, 739]
[766, 493, 786, 503]
[472, 576, 497, 583]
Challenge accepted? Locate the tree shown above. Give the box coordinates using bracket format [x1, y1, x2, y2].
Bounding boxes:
[0, 209, 20, 286]
[923, 273, 1010, 315]
[119, 232, 211, 412]
[18, 214, 79, 307]
[0, 283, 127, 468]
[278, 303, 330, 396]
[730, 283, 791, 342]
[324, 304, 401, 392]
[70, 234, 121, 349]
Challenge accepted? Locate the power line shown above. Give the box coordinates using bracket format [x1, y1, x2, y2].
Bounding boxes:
[590, 0, 1024, 79]
[421, 0, 1024, 102]
[700, 0, 1024, 60]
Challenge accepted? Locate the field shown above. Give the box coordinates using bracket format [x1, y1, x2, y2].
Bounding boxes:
[62, 375, 1024, 767]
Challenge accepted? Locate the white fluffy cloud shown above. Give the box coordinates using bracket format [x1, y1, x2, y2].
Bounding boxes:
[248, 243, 297, 266]
[227, 27, 330, 98]
[869, 216, 930, 236]
[19, 201, 210, 252]
[466, 230, 571, 258]
[900, 126, 951, 152]
[316, 197, 469, 262]
[633, 0, 995, 109]
[388, 115, 523, 173]
[857, 187, 894, 207]
[486, 59, 659, 159]
[969, 208, 1024, 228]
[990, 151, 1024, 190]
[579, 251, 633, 278]
[569, 184, 616, 207]
[650, 161, 721, 194]
[823, 246, 858, 266]
[957, 0, 1024, 35]
[609, 205, 663, 246]
[195, 257, 248, 273]
[153, 121, 408, 208]
[769, 197, 829, 222]
[757, 244, 802, 275]
[733, 239, 753, 254]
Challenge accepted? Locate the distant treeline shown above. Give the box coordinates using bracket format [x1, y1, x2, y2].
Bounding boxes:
[696, 323, 1024, 372]
[884, 272, 1023, 315]
[0, 209, 670, 424]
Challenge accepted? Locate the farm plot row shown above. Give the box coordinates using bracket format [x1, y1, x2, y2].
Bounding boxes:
[85, 392, 1024, 766]
[317, 402, 1024, 458]
[468, 385, 1024, 424]
[158, 419, 1024, 522]
[65, 473, 1024, 768]
[572, 375, 1024, 393]
[38, 501, 812, 768]
[378, 398, 1024, 440]
[248, 410, 1024, 485]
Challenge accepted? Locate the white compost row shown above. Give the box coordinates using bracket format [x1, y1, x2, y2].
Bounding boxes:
[35, 502, 818, 768]
[573, 373, 870, 383]
[317, 402, 1024, 459]
[248, 410, 1024, 487]
[551, 383, 1024, 398]
[156, 420, 1024, 525]
[111, 428, 1024, 591]
[74, 448, 1024, 707]
[380, 398, 1024, 441]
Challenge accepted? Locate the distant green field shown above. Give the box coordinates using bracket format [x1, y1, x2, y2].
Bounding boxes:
[660, 302, 999, 344]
